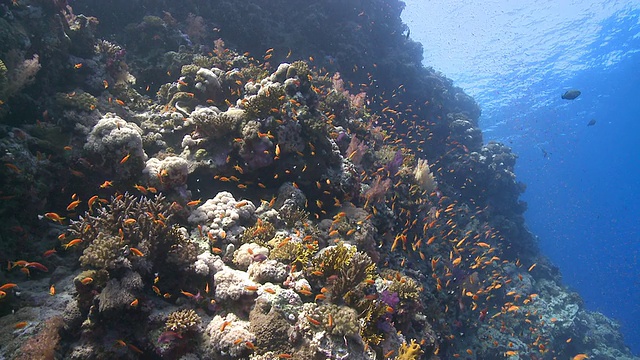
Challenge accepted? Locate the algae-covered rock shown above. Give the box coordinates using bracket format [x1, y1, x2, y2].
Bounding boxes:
[55, 90, 98, 111]
[97, 271, 142, 314]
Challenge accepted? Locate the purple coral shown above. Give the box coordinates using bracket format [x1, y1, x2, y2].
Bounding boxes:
[379, 290, 400, 308]
[385, 150, 403, 176]
[377, 290, 400, 333]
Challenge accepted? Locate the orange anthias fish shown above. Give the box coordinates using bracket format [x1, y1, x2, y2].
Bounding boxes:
[25, 262, 48, 272]
[0, 283, 17, 292]
[44, 212, 65, 224]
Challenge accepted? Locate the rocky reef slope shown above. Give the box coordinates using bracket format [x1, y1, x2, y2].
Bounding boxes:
[0, 1, 636, 359]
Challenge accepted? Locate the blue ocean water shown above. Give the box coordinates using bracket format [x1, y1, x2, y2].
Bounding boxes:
[403, 1, 640, 354]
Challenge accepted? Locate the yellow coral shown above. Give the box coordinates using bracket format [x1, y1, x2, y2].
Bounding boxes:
[387, 272, 421, 301]
[395, 339, 423, 360]
[269, 237, 317, 268]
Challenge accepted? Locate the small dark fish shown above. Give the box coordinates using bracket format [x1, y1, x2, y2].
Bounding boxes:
[561, 89, 581, 100]
[252, 253, 268, 262]
[541, 148, 549, 158]
[587, 119, 596, 126]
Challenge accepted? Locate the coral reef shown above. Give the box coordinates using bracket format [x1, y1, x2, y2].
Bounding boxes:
[0, 1, 636, 360]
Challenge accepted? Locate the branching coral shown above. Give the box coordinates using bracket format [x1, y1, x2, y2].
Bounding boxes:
[395, 339, 423, 360]
[311, 243, 376, 303]
[67, 193, 175, 274]
[269, 236, 317, 270]
[384, 270, 421, 303]
[350, 297, 389, 345]
[165, 308, 201, 334]
[241, 219, 275, 246]
[166, 226, 199, 270]
[278, 205, 309, 228]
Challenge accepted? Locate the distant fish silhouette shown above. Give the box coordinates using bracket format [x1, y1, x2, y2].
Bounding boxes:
[561, 89, 581, 100]
[541, 148, 550, 158]
[587, 119, 596, 126]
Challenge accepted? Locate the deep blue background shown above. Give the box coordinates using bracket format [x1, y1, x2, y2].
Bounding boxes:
[482, 11, 640, 354]
[402, 1, 640, 354]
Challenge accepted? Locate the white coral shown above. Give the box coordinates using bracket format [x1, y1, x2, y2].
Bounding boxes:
[196, 67, 222, 91]
[85, 114, 146, 161]
[214, 265, 259, 302]
[414, 158, 437, 193]
[187, 191, 256, 241]
[143, 156, 189, 189]
[190, 251, 224, 276]
[233, 243, 269, 270]
[205, 313, 255, 358]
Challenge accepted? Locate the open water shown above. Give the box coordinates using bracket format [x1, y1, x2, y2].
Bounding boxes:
[403, 0, 640, 354]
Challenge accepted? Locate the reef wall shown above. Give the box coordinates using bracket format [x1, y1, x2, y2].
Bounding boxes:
[0, 0, 636, 359]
